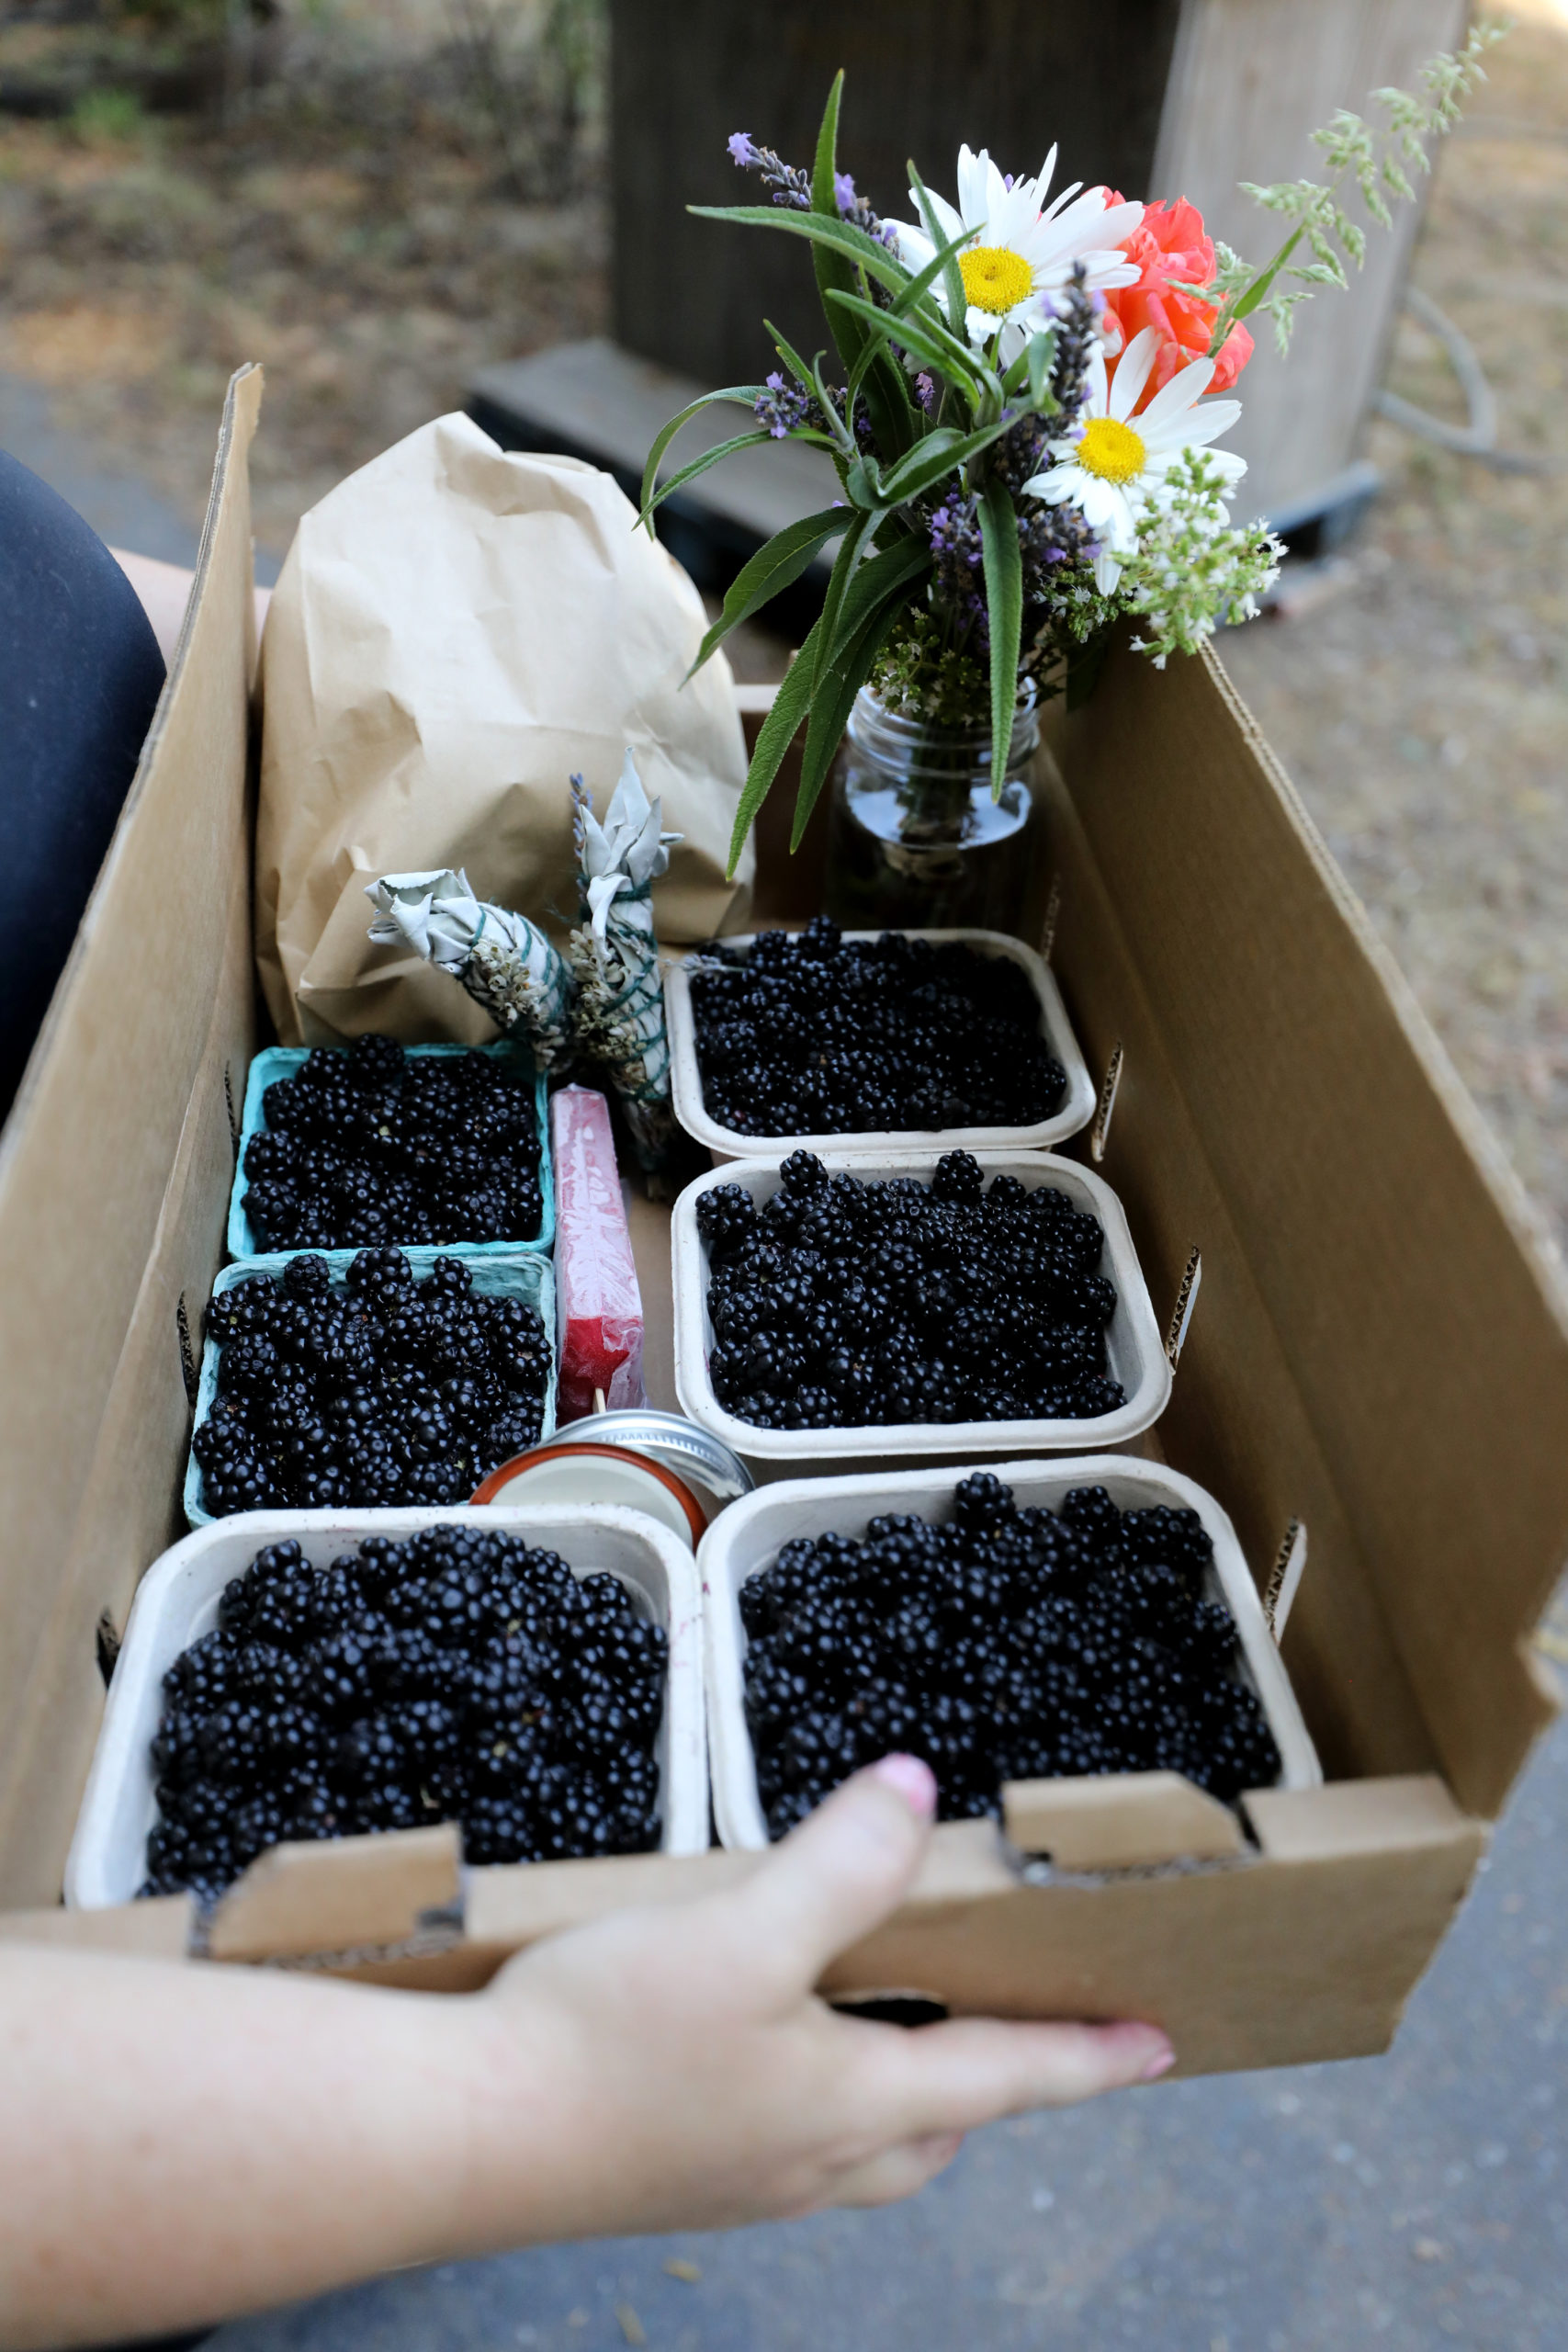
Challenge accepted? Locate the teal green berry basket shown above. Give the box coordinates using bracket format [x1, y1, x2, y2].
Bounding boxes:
[225, 1039, 553, 1267]
[184, 1248, 557, 1530]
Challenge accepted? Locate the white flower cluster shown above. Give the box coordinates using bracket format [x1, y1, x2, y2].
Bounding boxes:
[1120, 454, 1284, 668]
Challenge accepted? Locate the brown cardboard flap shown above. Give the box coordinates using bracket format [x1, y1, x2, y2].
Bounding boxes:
[208, 1823, 463, 1963]
[1044, 775, 1438, 1786]
[0, 365, 263, 1906]
[0, 1894, 194, 1960]
[1243, 1772, 1474, 1861]
[1060, 637, 1568, 1819]
[1003, 1772, 1245, 1868]
[815, 1806, 1483, 2069]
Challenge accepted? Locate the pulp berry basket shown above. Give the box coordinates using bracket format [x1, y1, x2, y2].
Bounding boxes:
[699, 1458, 1322, 1851]
[183, 1249, 556, 1529]
[62, 1502, 708, 1906]
[671, 1150, 1172, 1464]
[225, 1038, 554, 1264]
[663, 929, 1097, 1159]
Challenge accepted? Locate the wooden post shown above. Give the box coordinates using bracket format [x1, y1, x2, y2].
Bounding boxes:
[1151, 0, 1470, 524]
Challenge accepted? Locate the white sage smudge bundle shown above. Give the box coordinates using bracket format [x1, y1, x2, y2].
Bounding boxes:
[364, 869, 575, 1072]
[567, 752, 682, 1182]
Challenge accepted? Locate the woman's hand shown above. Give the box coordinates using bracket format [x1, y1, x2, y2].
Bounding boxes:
[450, 1755, 1173, 2245]
[0, 1758, 1170, 2348]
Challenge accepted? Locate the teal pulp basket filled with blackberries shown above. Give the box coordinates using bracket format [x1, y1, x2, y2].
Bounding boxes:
[225, 1035, 553, 1267]
[184, 1246, 557, 1529]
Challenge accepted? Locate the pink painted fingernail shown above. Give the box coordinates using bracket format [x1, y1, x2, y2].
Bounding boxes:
[870, 1754, 938, 1817]
[1140, 2042, 1177, 2081]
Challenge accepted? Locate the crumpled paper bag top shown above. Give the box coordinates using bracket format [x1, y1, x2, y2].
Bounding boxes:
[254, 412, 753, 1045]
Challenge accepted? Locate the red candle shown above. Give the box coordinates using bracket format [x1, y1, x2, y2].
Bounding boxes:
[550, 1083, 647, 1421]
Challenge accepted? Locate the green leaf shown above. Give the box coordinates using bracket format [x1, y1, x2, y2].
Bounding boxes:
[976, 473, 1022, 799]
[761, 320, 823, 397]
[858, 346, 922, 466]
[689, 204, 911, 297]
[810, 68, 843, 214]
[1027, 328, 1055, 411]
[814, 526, 931, 681]
[792, 591, 907, 850]
[686, 506, 850, 679]
[726, 636, 820, 876]
[908, 160, 969, 356]
[825, 287, 990, 399]
[639, 384, 767, 534]
[875, 413, 1013, 506]
[889, 220, 982, 322]
[811, 505, 876, 695]
[1228, 224, 1305, 322]
[843, 454, 883, 508]
[637, 429, 776, 528]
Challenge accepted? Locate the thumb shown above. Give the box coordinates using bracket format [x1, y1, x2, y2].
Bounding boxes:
[717, 1757, 938, 1998]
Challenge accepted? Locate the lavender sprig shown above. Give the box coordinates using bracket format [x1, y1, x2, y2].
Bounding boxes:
[728, 133, 898, 249]
[755, 370, 816, 437]
[1049, 264, 1099, 431]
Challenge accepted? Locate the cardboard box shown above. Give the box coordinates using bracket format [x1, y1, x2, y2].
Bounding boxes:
[3, 367, 1566, 2076]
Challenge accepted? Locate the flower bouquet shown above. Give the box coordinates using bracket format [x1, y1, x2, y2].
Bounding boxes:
[641, 31, 1499, 922]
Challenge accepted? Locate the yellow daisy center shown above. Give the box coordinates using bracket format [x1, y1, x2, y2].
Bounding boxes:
[958, 243, 1033, 317]
[1077, 415, 1147, 485]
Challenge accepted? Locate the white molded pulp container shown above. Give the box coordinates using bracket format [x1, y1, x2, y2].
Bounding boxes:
[664, 929, 1097, 1159]
[65, 1504, 707, 1907]
[671, 1150, 1173, 1464]
[699, 1458, 1323, 1850]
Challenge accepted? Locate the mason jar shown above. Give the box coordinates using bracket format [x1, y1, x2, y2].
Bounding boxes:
[822, 683, 1041, 936]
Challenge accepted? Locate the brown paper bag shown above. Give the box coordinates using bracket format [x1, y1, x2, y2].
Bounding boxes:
[254, 413, 754, 1045]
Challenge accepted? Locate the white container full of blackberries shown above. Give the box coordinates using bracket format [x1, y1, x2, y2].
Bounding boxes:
[672, 1145, 1172, 1463]
[699, 1459, 1322, 1850]
[665, 920, 1098, 1159]
[65, 1505, 708, 1908]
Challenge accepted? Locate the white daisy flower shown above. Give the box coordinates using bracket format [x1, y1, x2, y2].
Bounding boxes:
[894, 143, 1144, 356]
[1022, 326, 1247, 593]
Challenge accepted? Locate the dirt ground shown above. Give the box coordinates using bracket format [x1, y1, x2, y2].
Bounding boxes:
[1, 1, 1563, 1245]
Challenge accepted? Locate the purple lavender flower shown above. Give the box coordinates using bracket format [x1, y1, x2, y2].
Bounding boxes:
[914, 372, 937, 413]
[1049, 266, 1099, 430]
[725, 132, 897, 243]
[724, 133, 811, 209]
[754, 370, 813, 439]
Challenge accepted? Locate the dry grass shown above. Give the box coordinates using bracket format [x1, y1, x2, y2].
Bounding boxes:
[0, 23, 606, 554]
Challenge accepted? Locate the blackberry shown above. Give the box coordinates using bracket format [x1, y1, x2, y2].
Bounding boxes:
[243, 1040, 543, 1250]
[141, 1525, 668, 1901]
[702, 1153, 1123, 1430]
[741, 1474, 1280, 1838]
[193, 1249, 550, 1517]
[691, 927, 1068, 1137]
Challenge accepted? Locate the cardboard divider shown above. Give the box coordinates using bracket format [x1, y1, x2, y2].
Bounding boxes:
[208, 1824, 463, 1964]
[1002, 1772, 1245, 1870]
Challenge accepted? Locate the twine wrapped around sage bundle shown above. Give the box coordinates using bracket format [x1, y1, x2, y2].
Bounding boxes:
[567, 753, 682, 1183]
[364, 870, 575, 1072]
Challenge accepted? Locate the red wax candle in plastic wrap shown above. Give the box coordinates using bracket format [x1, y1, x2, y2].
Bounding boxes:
[550, 1084, 647, 1422]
